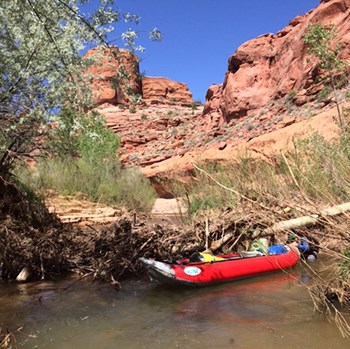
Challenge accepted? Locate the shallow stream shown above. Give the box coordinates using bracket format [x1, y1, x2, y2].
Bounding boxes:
[1, 262, 349, 349]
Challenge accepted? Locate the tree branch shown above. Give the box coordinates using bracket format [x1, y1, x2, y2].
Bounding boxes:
[26, 0, 76, 83]
[55, 0, 109, 47]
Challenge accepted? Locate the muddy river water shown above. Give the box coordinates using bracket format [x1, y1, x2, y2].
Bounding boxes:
[1, 262, 350, 349]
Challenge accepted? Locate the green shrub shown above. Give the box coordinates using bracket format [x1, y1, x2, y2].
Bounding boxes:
[20, 158, 156, 212]
[175, 159, 283, 215]
[129, 104, 137, 113]
[286, 90, 297, 103]
[282, 133, 350, 202]
[97, 168, 156, 211]
[18, 109, 156, 212]
[317, 86, 332, 102]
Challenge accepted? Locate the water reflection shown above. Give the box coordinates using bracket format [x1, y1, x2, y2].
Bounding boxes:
[172, 272, 304, 327]
[0, 267, 349, 349]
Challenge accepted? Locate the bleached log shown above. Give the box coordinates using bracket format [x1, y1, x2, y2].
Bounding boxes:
[205, 233, 234, 253]
[321, 202, 350, 216]
[260, 202, 350, 236]
[205, 217, 209, 251]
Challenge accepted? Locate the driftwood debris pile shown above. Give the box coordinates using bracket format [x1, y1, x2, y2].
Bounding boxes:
[1, 175, 350, 293]
[0, 180, 271, 286]
[0, 173, 266, 284]
[0, 177, 68, 280]
[0, 328, 16, 349]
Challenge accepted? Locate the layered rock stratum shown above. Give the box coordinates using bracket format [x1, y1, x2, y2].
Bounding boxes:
[142, 77, 193, 106]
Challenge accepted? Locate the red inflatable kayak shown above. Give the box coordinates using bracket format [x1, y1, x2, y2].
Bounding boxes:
[139, 247, 299, 286]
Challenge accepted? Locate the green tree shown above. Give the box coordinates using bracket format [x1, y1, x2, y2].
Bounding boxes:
[0, 0, 161, 177]
[304, 22, 348, 130]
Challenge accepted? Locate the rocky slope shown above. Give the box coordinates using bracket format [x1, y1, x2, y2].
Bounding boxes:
[93, 0, 350, 187]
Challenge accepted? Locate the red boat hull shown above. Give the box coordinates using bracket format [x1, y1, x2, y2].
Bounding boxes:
[140, 247, 299, 286]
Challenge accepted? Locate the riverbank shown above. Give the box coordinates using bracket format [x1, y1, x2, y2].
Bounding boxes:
[2, 182, 349, 287]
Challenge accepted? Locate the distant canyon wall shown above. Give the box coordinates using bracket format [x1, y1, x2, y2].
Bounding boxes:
[84, 47, 193, 107]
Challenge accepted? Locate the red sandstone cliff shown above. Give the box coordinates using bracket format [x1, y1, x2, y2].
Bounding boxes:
[84, 47, 141, 105]
[84, 46, 193, 106]
[95, 0, 350, 181]
[204, 0, 350, 124]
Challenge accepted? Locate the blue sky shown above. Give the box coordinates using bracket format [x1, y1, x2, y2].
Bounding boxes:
[85, 0, 320, 102]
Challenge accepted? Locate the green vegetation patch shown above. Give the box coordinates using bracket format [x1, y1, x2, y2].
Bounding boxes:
[18, 110, 156, 212]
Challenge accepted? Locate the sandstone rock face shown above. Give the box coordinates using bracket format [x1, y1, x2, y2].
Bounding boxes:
[142, 77, 193, 106]
[204, 0, 350, 124]
[96, 103, 205, 170]
[85, 47, 193, 107]
[84, 47, 141, 105]
[94, 1, 350, 186]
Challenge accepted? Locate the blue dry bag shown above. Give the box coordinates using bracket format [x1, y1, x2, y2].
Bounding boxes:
[267, 244, 288, 255]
